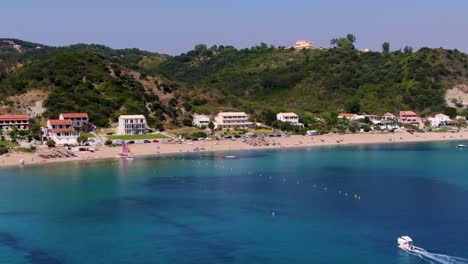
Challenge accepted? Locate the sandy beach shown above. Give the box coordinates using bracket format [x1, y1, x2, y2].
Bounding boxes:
[1, 131, 467, 169]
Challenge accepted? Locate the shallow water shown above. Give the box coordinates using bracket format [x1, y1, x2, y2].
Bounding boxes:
[0, 141, 467, 263]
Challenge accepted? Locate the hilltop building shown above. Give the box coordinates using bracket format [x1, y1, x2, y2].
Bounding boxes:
[294, 40, 314, 50]
[214, 112, 253, 130]
[0, 114, 29, 131]
[117, 115, 147, 135]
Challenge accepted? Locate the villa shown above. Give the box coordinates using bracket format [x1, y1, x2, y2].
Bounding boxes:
[338, 113, 358, 120]
[59, 113, 89, 128]
[277, 112, 304, 127]
[214, 112, 253, 130]
[192, 114, 211, 128]
[399, 111, 419, 125]
[294, 40, 315, 50]
[365, 115, 381, 125]
[0, 114, 29, 131]
[117, 115, 147, 135]
[45, 119, 79, 145]
[428, 113, 452, 128]
[382, 112, 396, 120]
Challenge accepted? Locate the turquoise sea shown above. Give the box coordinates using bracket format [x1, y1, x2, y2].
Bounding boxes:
[0, 141, 467, 264]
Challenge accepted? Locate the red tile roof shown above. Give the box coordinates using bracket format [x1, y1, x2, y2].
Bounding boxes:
[0, 114, 28, 121]
[48, 119, 72, 126]
[400, 111, 417, 116]
[338, 113, 356, 118]
[60, 113, 88, 118]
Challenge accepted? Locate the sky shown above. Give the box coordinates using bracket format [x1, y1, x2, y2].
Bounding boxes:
[1, 0, 467, 55]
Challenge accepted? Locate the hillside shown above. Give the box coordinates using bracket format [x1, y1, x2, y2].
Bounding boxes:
[1, 37, 468, 130]
[152, 43, 468, 117]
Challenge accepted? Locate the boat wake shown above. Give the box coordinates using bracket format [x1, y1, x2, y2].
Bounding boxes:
[398, 236, 468, 264]
[407, 248, 468, 264]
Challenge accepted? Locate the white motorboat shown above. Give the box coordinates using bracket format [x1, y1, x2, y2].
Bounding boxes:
[398, 236, 426, 253]
[457, 144, 466, 149]
[398, 236, 414, 252]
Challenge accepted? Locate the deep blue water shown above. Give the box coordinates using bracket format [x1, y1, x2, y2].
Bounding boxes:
[0, 141, 467, 263]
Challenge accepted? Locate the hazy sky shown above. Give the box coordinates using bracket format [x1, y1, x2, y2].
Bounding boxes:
[2, 0, 467, 54]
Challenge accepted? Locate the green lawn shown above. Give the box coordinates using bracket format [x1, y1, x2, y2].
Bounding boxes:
[80, 132, 94, 138]
[0, 140, 18, 147]
[107, 134, 167, 140]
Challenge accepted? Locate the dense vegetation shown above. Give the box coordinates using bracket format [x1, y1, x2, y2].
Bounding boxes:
[1, 37, 467, 130]
[153, 40, 467, 117]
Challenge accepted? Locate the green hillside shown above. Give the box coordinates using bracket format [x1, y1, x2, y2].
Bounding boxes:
[152, 42, 468, 116]
[1, 37, 467, 130]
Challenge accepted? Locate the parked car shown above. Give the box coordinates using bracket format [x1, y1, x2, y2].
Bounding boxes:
[143, 140, 151, 144]
[128, 140, 135, 144]
[135, 140, 144, 144]
[106, 132, 114, 136]
[152, 139, 159, 143]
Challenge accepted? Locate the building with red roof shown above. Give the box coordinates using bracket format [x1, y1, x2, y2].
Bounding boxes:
[338, 113, 357, 120]
[59, 113, 89, 128]
[45, 119, 79, 145]
[0, 114, 29, 131]
[399, 111, 419, 125]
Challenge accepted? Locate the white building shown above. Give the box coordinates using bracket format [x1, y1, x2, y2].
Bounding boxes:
[428, 113, 452, 128]
[214, 112, 253, 130]
[382, 112, 396, 120]
[192, 114, 211, 128]
[59, 113, 89, 128]
[0, 114, 29, 131]
[45, 119, 79, 145]
[118, 115, 147, 135]
[277, 112, 303, 126]
[294, 40, 314, 50]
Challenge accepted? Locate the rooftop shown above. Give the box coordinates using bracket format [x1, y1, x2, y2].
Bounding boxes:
[400, 111, 417, 116]
[278, 112, 298, 117]
[218, 112, 247, 116]
[0, 114, 28, 121]
[119, 115, 146, 119]
[48, 119, 72, 126]
[61, 113, 89, 118]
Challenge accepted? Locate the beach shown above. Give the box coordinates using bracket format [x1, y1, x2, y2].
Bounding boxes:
[1, 131, 467, 168]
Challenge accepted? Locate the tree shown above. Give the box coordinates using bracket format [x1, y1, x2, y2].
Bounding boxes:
[442, 106, 457, 118]
[8, 126, 18, 140]
[208, 121, 215, 130]
[330, 34, 356, 49]
[77, 135, 88, 145]
[260, 110, 277, 126]
[403, 46, 413, 54]
[182, 117, 193, 126]
[344, 99, 361, 113]
[382, 42, 390, 54]
[46, 139, 56, 148]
